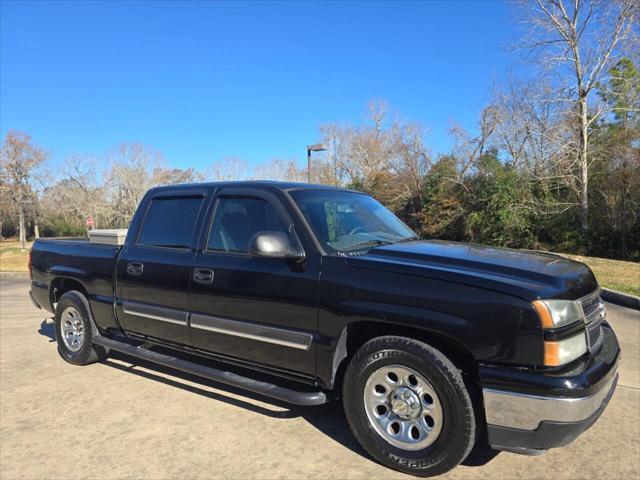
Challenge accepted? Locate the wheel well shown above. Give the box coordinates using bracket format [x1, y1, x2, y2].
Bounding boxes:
[50, 277, 88, 311]
[333, 321, 480, 395]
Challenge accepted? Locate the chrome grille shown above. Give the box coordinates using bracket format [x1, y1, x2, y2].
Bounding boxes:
[580, 290, 605, 324]
[587, 320, 604, 352]
[580, 290, 606, 352]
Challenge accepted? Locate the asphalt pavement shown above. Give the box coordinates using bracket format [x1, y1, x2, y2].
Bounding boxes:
[1, 274, 638, 479]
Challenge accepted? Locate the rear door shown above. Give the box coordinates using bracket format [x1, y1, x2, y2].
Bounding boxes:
[188, 187, 321, 377]
[116, 187, 209, 344]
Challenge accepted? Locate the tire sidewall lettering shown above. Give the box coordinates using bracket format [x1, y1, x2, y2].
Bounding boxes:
[387, 449, 447, 469]
[365, 349, 401, 366]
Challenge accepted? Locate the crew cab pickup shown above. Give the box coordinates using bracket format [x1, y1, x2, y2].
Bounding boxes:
[29, 181, 620, 477]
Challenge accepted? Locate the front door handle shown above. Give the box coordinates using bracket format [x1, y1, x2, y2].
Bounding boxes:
[127, 262, 144, 276]
[193, 268, 214, 285]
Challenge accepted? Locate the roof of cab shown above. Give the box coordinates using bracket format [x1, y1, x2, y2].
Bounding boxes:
[149, 180, 361, 194]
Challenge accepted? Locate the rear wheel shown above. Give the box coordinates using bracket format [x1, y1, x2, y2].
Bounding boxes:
[54, 291, 109, 365]
[343, 336, 476, 477]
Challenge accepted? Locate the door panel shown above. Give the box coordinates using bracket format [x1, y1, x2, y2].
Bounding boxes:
[189, 190, 320, 376]
[189, 254, 320, 375]
[116, 191, 208, 345]
[117, 245, 194, 344]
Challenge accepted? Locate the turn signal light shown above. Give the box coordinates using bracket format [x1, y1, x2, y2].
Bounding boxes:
[532, 300, 554, 329]
[532, 299, 584, 329]
[543, 333, 587, 367]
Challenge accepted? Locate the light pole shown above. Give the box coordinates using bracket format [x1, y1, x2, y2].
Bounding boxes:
[307, 143, 326, 183]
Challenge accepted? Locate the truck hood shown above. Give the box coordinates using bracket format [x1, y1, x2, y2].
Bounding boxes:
[347, 240, 598, 301]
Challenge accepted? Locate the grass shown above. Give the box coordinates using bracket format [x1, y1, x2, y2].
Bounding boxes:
[0, 239, 33, 272]
[1, 237, 638, 296]
[565, 254, 640, 297]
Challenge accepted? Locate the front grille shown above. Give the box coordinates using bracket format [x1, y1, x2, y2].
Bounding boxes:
[580, 290, 605, 324]
[580, 290, 606, 352]
[587, 319, 604, 352]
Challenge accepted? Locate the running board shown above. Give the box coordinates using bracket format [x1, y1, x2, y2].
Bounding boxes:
[93, 336, 328, 406]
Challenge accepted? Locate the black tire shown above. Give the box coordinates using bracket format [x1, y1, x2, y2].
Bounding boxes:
[342, 336, 476, 477]
[54, 290, 109, 365]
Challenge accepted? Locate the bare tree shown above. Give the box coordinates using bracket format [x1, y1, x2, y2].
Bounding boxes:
[57, 155, 109, 230]
[492, 78, 578, 214]
[253, 158, 306, 182]
[205, 157, 249, 182]
[104, 143, 166, 228]
[0, 131, 48, 249]
[319, 101, 432, 211]
[0, 168, 13, 240]
[152, 166, 204, 185]
[391, 122, 431, 202]
[320, 101, 407, 188]
[518, 0, 638, 231]
[448, 106, 499, 181]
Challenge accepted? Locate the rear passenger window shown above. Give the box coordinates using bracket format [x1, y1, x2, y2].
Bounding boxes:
[137, 196, 203, 248]
[207, 197, 288, 253]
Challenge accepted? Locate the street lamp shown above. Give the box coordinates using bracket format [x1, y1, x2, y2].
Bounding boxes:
[307, 143, 327, 183]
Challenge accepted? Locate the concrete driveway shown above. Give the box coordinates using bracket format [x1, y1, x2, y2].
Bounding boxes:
[1, 274, 638, 479]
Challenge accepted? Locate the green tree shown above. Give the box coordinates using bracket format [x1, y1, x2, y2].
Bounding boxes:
[407, 156, 466, 240]
[589, 58, 640, 260]
[466, 151, 536, 248]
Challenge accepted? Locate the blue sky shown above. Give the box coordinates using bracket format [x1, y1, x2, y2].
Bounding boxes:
[1, 1, 520, 172]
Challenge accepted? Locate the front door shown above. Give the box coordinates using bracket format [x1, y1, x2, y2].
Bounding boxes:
[189, 187, 319, 377]
[116, 188, 208, 344]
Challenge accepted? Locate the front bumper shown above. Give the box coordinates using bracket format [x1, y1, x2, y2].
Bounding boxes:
[480, 323, 620, 453]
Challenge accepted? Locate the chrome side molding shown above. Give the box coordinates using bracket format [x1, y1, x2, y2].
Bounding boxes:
[122, 301, 188, 326]
[121, 300, 314, 351]
[190, 313, 313, 351]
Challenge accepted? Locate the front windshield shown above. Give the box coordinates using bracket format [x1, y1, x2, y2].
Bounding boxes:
[290, 189, 418, 253]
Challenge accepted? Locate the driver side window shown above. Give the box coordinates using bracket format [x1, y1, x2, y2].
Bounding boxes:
[206, 197, 288, 253]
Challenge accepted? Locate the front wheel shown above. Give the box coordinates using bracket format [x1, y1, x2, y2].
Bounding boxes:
[54, 290, 109, 365]
[342, 336, 476, 477]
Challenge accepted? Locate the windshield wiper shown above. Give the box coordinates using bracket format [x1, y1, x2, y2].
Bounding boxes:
[396, 236, 420, 243]
[343, 239, 393, 252]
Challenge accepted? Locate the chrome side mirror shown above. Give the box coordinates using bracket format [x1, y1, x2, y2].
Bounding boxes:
[248, 231, 304, 261]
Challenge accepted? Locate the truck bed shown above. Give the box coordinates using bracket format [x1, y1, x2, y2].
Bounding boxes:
[30, 238, 121, 327]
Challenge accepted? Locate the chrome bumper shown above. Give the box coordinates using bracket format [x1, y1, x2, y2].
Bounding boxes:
[483, 370, 619, 431]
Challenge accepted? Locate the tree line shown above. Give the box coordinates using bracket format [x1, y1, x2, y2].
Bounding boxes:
[1, 0, 638, 260]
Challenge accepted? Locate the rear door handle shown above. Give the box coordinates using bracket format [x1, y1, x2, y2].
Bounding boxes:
[126, 262, 144, 276]
[193, 268, 214, 285]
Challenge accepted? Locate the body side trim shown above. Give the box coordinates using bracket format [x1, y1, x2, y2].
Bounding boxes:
[190, 313, 313, 351]
[122, 301, 188, 326]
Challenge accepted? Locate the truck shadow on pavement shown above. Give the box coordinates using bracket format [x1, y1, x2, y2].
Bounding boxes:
[97, 349, 499, 469]
[38, 320, 56, 342]
[35, 320, 499, 469]
[36, 321, 498, 468]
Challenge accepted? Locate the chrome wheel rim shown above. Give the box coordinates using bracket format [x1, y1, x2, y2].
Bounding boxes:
[363, 364, 443, 450]
[60, 306, 84, 352]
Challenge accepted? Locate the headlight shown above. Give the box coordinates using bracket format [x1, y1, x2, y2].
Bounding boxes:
[532, 299, 584, 328]
[543, 333, 587, 367]
[533, 299, 588, 366]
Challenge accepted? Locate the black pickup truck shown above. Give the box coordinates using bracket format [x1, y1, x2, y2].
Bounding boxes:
[29, 181, 619, 477]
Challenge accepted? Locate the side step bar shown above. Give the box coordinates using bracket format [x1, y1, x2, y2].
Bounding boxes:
[93, 336, 328, 406]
